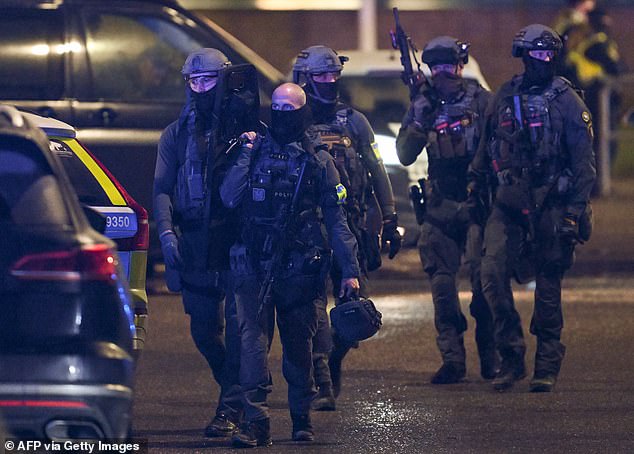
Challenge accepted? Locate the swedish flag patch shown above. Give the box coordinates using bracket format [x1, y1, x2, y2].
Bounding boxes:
[336, 183, 347, 205]
[371, 141, 381, 160]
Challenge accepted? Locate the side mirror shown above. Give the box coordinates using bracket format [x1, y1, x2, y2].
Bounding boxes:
[82, 204, 107, 234]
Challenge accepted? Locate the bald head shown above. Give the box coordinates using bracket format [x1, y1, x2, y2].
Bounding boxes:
[272, 83, 306, 111]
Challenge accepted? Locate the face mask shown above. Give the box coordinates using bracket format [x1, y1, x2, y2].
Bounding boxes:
[192, 87, 216, 115]
[270, 105, 310, 145]
[312, 81, 339, 103]
[522, 56, 556, 87]
[308, 97, 336, 122]
[432, 72, 463, 100]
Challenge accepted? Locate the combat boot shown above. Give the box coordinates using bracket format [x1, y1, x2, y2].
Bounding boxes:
[291, 413, 314, 442]
[492, 358, 526, 392]
[231, 418, 272, 448]
[529, 373, 557, 393]
[312, 384, 336, 411]
[204, 412, 238, 437]
[478, 348, 498, 380]
[430, 363, 466, 384]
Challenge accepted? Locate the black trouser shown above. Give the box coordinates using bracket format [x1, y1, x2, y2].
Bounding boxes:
[181, 272, 242, 420]
[418, 220, 493, 367]
[481, 204, 573, 376]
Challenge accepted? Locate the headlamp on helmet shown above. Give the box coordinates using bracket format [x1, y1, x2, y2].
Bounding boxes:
[512, 24, 562, 58]
[422, 36, 470, 68]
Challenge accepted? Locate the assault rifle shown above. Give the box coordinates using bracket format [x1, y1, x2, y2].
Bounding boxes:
[256, 159, 308, 323]
[390, 7, 428, 99]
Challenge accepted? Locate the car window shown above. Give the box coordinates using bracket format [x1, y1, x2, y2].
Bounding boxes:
[49, 139, 113, 207]
[0, 9, 64, 100]
[82, 12, 187, 102]
[339, 75, 409, 130]
[0, 146, 71, 227]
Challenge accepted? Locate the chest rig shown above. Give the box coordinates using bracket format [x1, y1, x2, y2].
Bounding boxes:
[245, 137, 318, 227]
[427, 81, 479, 200]
[489, 77, 569, 186]
[309, 109, 368, 215]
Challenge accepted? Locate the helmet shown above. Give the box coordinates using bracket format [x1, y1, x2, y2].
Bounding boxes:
[292, 45, 348, 82]
[512, 24, 562, 58]
[292, 45, 349, 104]
[181, 48, 231, 79]
[330, 297, 383, 343]
[422, 36, 470, 67]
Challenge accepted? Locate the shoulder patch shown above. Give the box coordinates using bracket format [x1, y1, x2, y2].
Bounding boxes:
[335, 183, 347, 205]
[371, 141, 381, 160]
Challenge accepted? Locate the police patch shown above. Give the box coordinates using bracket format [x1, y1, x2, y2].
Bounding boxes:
[371, 141, 381, 160]
[335, 183, 347, 205]
[582, 111, 591, 123]
[252, 187, 266, 202]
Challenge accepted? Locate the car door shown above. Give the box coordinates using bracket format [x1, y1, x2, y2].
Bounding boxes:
[0, 6, 73, 123]
[66, 0, 277, 215]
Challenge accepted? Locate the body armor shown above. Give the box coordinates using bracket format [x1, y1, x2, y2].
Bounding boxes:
[489, 77, 569, 188]
[307, 108, 368, 216]
[427, 80, 480, 201]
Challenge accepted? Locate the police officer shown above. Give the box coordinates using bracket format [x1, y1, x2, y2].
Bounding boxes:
[292, 45, 401, 406]
[469, 25, 596, 392]
[395, 36, 496, 384]
[153, 48, 242, 436]
[220, 83, 360, 447]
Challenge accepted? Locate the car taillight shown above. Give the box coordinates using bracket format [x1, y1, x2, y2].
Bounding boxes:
[115, 197, 149, 251]
[10, 244, 119, 282]
[77, 140, 149, 251]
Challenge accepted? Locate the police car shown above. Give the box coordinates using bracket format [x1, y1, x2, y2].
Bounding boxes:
[25, 111, 149, 356]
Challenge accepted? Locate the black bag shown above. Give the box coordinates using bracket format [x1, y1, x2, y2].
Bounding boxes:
[330, 297, 382, 343]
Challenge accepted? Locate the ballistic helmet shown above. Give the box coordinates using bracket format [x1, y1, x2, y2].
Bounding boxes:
[512, 24, 562, 58]
[292, 45, 349, 104]
[422, 36, 470, 67]
[330, 297, 383, 343]
[181, 48, 231, 79]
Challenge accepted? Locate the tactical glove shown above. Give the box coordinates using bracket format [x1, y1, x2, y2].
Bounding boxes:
[382, 213, 402, 259]
[160, 231, 183, 269]
[558, 213, 580, 244]
[412, 91, 436, 129]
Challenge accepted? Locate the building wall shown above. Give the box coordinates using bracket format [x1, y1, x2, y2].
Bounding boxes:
[197, 7, 633, 91]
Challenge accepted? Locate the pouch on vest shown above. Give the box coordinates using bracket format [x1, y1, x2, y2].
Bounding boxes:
[273, 246, 332, 310]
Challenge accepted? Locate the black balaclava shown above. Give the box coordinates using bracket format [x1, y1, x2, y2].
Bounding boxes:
[270, 104, 311, 145]
[192, 87, 217, 129]
[522, 55, 556, 88]
[432, 71, 464, 101]
[307, 80, 339, 122]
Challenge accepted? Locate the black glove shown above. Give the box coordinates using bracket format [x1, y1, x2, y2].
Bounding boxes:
[558, 213, 580, 244]
[160, 231, 183, 269]
[382, 213, 402, 259]
[463, 183, 487, 225]
[412, 91, 436, 129]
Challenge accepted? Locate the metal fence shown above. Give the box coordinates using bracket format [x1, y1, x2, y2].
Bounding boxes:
[597, 72, 634, 196]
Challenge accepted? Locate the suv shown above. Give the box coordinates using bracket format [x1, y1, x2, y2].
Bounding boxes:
[0, 105, 135, 441]
[0, 0, 285, 263]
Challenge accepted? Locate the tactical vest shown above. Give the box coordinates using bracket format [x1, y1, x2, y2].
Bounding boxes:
[427, 81, 480, 201]
[173, 120, 211, 222]
[308, 108, 368, 215]
[244, 137, 319, 226]
[489, 77, 569, 186]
